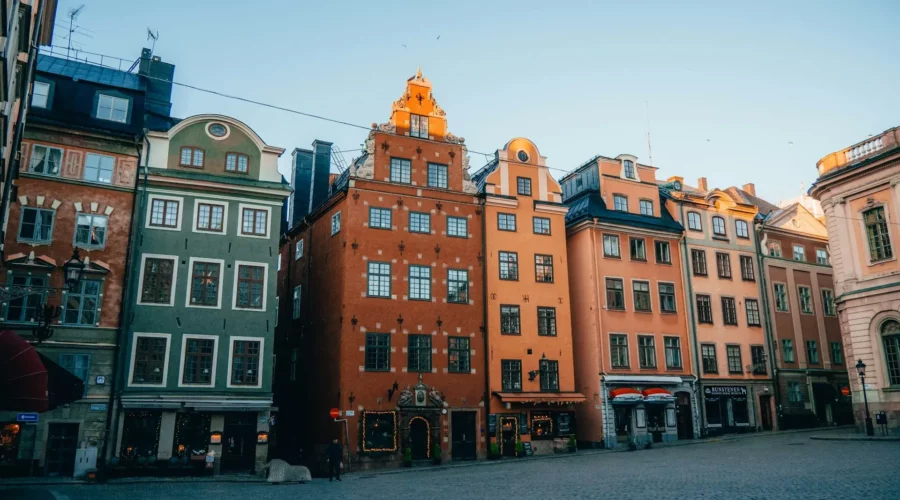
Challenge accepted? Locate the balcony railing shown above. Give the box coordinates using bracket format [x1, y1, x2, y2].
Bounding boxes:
[845, 137, 884, 163]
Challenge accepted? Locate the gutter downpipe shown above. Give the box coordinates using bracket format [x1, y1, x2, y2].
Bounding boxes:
[678, 202, 706, 438]
[754, 220, 783, 430]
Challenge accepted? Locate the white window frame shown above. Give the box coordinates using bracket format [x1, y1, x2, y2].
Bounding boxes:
[295, 239, 304, 260]
[177, 334, 219, 388]
[145, 193, 184, 231]
[32, 81, 50, 108]
[96, 94, 129, 123]
[226, 336, 266, 389]
[331, 211, 341, 235]
[231, 260, 269, 312]
[192, 199, 229, 235]
[127, 332, 172, 388]
[136, 253, 180, 307]
[238, 203, 272, 239]
[293, 285, 301, 319]
[185, 257, 226, 310]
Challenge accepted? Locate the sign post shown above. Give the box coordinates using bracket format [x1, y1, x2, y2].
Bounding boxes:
[331, 408, 351, 473]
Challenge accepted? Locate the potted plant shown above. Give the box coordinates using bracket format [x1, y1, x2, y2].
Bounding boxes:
[431, 443, 442, 465]
[567, 436, 577, 453]
[488, 442, 501, 460]
[403, 448, 412, 467]
[515, 440, 525, 458]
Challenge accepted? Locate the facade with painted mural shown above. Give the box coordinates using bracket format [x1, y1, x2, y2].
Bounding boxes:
[811, 126, 900, 433]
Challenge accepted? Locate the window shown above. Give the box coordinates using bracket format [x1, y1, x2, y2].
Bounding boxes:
[368, 207, 391, 230]
[632, 281, 651, 312]
[235, 265, 265, 309]
[665, 337, 682, 369]
[639, 199, 653, 216]
[822, 289, 836, 316]
[18, 207, 54, 242]
[806, 340, 819, 364]
[362, 411, 397, 452]
[292, 285, 301, 319]
[721, 297, 737, 325]
[655, 241, 671, 264]
[499, 251, 519, 280]
[230, 339, 261, 386]
[830, 342, 843, 365]
[390, 158, 411, 183]
[331, 211, 341, 235]
[64, 279, 101, 325]
[4, 274, 47, 323]
[517, 177, 532, 196]
[687, 212, 702, 231]
[623, 159, 636, 179]
[864, 207, 893, 261]
[798, 286, 813, 314]
[740, 255, 755, 281]
[745, 299, 761, 326]
[816, 249, 829, 265]
[131, 335, 168, 384]
[448, 337, 470, 373]
[150, 198, 179, 228]
[427, 163, 448, 189]
[241, 207, 268, 236]
[751, 346, 767, 375]
[696, 295, 713, 323]
[727, 345, 743, 373]
[603, 234, 620, 258]
[793, 245, 805, 262]
[638, 336, 656, 369]
[225, 153, 249, 173]
[365, 333, 390, 371]
[787, 381, 804, 403]
[500, 305, 521, 335]
[72, 213, 108, 249]
[659, 283, 676, 313]
[533, 217, 551, 235]
[447, 216, 467, 237]
[140, 257, 175, 304]
[498, 213, 516, 231]
[610, 335, 629, 368]
[189, 261, 221, 307]
[367, 262, 391, 298]
[295, 240, 304, 260]
[448, 269, 469, 304]
[83, 153, 115, 184]
[769, 241, 782, 257]
[409, 265, 431, 301]
[606, 278, 625, 310]
[774, 283, 789, 312]
[409, 212, 430, 234]
[882, 320, 900, 385]
[782, 339, 795, 363]
[735, 219, 750, 238]
[701, 344, 718, 374]
[613, 195, 628, 211]
[712, 216, 727, 236]
[537, 307, 557, 337]
[410, 114, 429, 138]
[32, 81, 50, 108]
[97, 94, 128, 122]
[58, 354, 90, 397]
[539, 359, 559, 391]
[535, 254, 554, 283]
[179, 147, 204, 168]
[182, 337, 215, 385]
[29, 145, 63, 175]
[196, 203, 225, 233]
[408, 335, 432, 372]
[501, 360, 522, 391]
[691, 249, 707, 276]
[630, 238, 646, 261]
[716, 252, 732, 279]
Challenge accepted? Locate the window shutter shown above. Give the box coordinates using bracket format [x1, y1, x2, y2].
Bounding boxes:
[20, 141, 30, 169]
[115, 157, 138, 187]
[63, 150, 83, 179]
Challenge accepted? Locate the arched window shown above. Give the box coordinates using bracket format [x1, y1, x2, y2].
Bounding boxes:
[735, 220, 749, 239]
[687, 212, 702, 231]
[623, 160, 636, 179]
[883, 319, 900, 386]
[712, 216, 727, 236]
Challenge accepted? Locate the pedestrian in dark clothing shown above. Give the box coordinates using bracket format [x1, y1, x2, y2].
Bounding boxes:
[326, 439, 343, 482]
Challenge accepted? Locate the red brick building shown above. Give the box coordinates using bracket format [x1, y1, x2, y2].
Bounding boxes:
[277, 70, 485, 470]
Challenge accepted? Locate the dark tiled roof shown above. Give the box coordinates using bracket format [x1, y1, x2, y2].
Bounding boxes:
[565, 190, 684, 234]
[37, 54, 143, 91]
[724, 187, 778, 216]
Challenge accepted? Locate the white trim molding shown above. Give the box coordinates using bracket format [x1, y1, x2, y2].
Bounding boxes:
[237, 203, 272, 239]
[226, 336, 266, 389]
[145, 193, 185, 232]
[136, 253, 180, 307]
[231, 260, 269, 312]
[177, 334, 220, 388]
[127, 332, 172, 388]
[184, 257, 227, 310]
[191, 198, 230, 236]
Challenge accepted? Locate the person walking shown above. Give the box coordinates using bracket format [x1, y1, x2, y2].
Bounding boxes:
[326, 438, 343, 482]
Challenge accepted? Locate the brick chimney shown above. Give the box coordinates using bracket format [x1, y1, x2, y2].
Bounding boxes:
[697, 177, 708, 192]
[742, 183, 756, 196]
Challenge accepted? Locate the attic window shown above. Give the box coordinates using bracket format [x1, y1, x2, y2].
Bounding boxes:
[623, 160, 636, 179]
[97, 94, 128, 123]
[208, 123, 228, 138]
[672, 181, 682, 191]
[517, 150, 529, 163]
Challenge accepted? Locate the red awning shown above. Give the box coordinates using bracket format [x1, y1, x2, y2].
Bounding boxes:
[0, 331, 85, 412]
[642, 387, 676, 403]
[610, 387, 643, 404]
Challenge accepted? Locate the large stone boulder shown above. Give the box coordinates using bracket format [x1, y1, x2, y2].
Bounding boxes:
[266, 459, 311, 484]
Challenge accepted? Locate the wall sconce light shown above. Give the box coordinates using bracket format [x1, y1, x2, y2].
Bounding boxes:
[388, 381, 399, 401]
[257, 432, 269, 444]
[209, 431, 223, 445]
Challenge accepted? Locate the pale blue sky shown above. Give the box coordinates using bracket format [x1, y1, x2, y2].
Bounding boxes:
[52, 0, 900, 203]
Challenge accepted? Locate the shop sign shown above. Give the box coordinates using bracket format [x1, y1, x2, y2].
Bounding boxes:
[16, 413, 38, 423]
[704, 386, 748, 396]
[89, 404, 108, 412]
[345, 410, 355, 417]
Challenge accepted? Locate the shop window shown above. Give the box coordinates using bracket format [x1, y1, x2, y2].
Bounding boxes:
[557, 412, 574, 435]
[705, 398, 722, 425]
[787, 381, 805, 402]
[732, 397, 750, 424]
[531, 413, 553, 440]
[172, 413, 211, 461]
[362, 411, 398, 452]
[881, 320, 900, 386]
[0, 423, 24, 467]
[58, 353, 90, 397]
[119, 411, 161, 461]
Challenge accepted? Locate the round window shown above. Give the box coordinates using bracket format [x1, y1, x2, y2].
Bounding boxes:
[208, 123, 227, 137]
[517, 150, 529, 163]
[673, 181, 682, 191]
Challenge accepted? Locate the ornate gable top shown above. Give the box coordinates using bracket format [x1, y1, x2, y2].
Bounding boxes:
[388, 68, 449, 141]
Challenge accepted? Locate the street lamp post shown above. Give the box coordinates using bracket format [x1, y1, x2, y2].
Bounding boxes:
[855, 359, 875, 437]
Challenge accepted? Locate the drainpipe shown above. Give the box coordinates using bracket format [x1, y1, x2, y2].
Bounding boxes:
[479, 193, 490, 456]
[754, 221, 783, 430]
[678, 203, 706, 437]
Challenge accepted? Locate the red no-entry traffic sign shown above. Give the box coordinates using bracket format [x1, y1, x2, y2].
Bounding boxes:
[329, 408, 341, 419]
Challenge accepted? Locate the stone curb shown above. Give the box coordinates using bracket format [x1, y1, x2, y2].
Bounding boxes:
[809, 435, 900, 442]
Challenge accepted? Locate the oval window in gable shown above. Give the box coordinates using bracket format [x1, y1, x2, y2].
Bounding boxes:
[208, 123, 228, 137]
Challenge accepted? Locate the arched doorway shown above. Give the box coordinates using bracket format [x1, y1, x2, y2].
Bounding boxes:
[675, 392, 694, 440]
[409, 417, 430, 460]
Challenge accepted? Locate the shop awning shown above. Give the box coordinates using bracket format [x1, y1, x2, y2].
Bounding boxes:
[610, 387, 643, 404]
[0, 330, 85, 412]
[494, 392, 586, 404]
[642, 387, 676, 404]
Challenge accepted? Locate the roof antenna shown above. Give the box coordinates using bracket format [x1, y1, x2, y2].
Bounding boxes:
[66, 5, 85, 60]
[645, 101, 654, 166]
[146, 28, 159, 55]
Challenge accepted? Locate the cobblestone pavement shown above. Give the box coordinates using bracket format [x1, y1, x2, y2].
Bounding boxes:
[4, 432, 899, 500]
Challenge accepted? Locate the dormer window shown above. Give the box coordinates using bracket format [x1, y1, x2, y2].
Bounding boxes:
[96, 94, 129, 123]
[32, 81, 50, 108]
[410, 114, 429, 139]
[623, 160, 636, 179]
[712, 216, 727, 237]
[180, 147, 205, 168]
[226, 153, 249, 173]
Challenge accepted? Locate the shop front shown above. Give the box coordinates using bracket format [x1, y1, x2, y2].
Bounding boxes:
[489, 392, 585, 457]
[701, 382, 775, 435]
[602, 375, 698, 449]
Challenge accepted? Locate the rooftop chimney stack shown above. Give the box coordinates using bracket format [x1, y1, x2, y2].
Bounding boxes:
[138, 48, 175, 122]
[697, 177, 708, 192]
[742, 183, 756, 196]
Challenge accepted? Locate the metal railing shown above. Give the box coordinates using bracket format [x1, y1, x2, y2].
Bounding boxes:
[38, 45, 139, 72]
